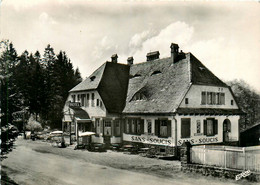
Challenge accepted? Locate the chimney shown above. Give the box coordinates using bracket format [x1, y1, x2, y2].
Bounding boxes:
[127, 56, 134, 65]
[146, 51, 160, 61]
[111, 54, 118, 63]
[170, 43, 179, 62]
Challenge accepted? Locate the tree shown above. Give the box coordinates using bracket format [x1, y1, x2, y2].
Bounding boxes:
[227, 79, 260, 129]
[0, 40, 20, 126]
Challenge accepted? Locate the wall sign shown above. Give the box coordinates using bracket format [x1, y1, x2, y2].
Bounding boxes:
[123, 134, 172, 146]
[177, 137, 219, 146]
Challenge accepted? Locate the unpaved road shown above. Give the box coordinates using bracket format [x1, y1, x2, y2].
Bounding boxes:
[2, 137, 255, 185]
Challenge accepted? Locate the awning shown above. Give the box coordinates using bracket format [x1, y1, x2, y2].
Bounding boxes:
[71, 107, 91, 120]
[50, 131, 63, 135]
[79, 131, 96, 137]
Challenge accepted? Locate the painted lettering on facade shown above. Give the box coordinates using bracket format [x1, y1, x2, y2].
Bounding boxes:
[124, 135, 172, 146]
[177, 137, 218, 146]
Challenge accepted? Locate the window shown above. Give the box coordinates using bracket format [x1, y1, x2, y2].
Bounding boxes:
[114, 120, 120, 136]
[131, 92, 146, 101]
[131, 119, 136, 133]
[207, 92, 212, 104]
[196, 120, 201, 133]
[231, 100, 234, 105]
[104, 120, 112, 136]
[91, 93, 95, 106]
[159, 120, 168, 137]
[72, 95, 76, 102]
[181, 118, 190, 138]
[204, 118, 218, 136]
[185, 98, 189, 104]
[97, 99, 99, 106]
[220, 93, 225, 105]
[202, 91, 225, 105]
[216, 93, 220, 104]
[137, 120, 141, 134]
[77, 94, 80, 102]
[100, 101, 103, 107]
[125, 120, 130, 134]
[81, 94, 85, 106]
[155, 119, 171, 138]
[147, 120, 152, 134]
[86, 94, 89, 106]
[125, 118, 144, 135]
[201, 92, 206, 105]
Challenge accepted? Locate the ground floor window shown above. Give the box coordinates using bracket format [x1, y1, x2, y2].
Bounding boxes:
[196, 120, 201, 134]
[125, 118, 144, 135]
[204, 118, 218, 136]
[147, 120, 152, 134]
[125, 119, 130, 134]
[155, 119, 171, 138]
[104, 120, 112, 136]
[181, 118, 190, 138]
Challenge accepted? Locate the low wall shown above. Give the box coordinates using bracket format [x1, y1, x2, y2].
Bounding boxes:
[181, 163, 260, 182]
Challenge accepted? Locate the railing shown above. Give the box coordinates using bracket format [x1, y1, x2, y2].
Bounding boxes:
[191, 145, 260, 173]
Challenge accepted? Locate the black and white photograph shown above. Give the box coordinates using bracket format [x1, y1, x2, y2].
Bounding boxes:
[1, 0, 260, 184]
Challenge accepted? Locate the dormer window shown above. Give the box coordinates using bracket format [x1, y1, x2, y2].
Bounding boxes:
[151, 70, 161, 76]
[131, 92, 146, 101]
[90, 76, 96, 81]
[133, 74, 141, 78]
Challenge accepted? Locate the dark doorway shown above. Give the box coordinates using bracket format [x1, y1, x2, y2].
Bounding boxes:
[223, 119, 231, 142]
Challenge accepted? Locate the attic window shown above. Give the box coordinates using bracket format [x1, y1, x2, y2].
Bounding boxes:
[90, 76, 96, 81]
[131, 92, 146, 101]
[151, 70, 161, 76]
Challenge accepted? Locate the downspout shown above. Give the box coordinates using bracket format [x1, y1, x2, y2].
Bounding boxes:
[172, 116, 178, 156]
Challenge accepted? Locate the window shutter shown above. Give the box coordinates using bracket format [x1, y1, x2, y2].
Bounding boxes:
[214, 119, 218, 135]
[155, 120, 159, 136]
[140, 119, 144, 134]
[203, 120, 207, 135]
[167, 120, 172, 137]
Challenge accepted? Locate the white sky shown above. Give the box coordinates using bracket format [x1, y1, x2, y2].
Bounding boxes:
[1, 0, 260, 92]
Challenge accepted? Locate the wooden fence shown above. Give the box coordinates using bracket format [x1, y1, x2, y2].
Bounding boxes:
[191, 145, 260, 173]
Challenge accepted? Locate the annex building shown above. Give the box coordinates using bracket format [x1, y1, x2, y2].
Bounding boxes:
[62, 43, 243, 156]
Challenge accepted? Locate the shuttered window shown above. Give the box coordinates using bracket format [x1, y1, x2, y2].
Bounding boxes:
[181, 118, 191, 138]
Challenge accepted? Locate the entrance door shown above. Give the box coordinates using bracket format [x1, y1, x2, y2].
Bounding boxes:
[104, 120, 112, 148]
[223, 119, 231, 142]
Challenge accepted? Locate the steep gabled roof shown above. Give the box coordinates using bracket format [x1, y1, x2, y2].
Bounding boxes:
[97, 62, 130, 113]
[123, 54, 191, 113]
[69, 63, 106, 92]
[190, 53, 227, 87]
[123, 52, 229, 114]
[70, 62, 130, 113]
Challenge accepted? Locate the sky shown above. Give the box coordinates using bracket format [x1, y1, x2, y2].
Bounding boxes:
[1, 0, 260, 92]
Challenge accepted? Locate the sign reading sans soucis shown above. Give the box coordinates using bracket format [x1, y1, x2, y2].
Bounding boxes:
[235, 170, 251, 181]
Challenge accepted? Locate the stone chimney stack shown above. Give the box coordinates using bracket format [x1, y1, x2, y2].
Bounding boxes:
[170, 43, 179, 63]
[146, 51, 160, 61]
[111, 54, 118, 63]
[127, 57, 134, 65]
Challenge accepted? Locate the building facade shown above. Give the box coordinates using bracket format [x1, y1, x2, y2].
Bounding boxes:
[63, 43, 243, 155]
